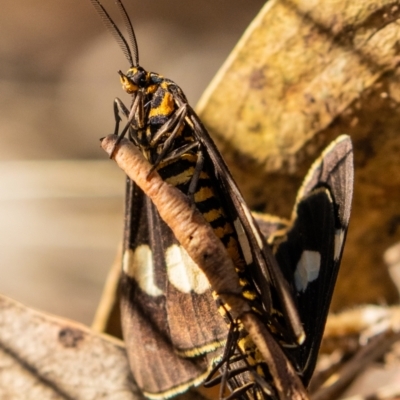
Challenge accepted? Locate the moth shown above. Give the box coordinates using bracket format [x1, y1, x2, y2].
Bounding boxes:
[90, 1, 353, 399]
[101, 129, 353, 400]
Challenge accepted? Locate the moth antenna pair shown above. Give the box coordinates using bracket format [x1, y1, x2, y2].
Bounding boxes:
[89, 0, 139, 67]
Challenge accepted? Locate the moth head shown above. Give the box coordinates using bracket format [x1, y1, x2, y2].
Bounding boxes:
[119, 67, 149, 94]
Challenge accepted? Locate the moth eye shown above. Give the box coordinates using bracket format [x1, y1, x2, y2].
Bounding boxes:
[132, 68, 147, 87]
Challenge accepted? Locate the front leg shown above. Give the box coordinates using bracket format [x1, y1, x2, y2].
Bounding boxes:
[148, 142, 205, 204]
[113, 98, 128, 136]
[150, 104, 188, 147]
[149, 104, 189, 170]
[187, 148, 205, 201]
[111, 93, 144, 157]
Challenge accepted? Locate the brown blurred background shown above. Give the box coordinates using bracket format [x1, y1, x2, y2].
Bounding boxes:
[0, 0, 265, 324]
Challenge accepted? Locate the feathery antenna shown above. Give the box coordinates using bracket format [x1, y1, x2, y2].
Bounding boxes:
[114, 0, 139, 66]
[89, 0, 137, 67]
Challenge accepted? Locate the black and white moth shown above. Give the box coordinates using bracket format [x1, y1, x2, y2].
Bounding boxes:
[91, 1, 353, 399]
[101, 132, 353, 400]
[90, 0, 307, 398]
[101, 134, 308, 400]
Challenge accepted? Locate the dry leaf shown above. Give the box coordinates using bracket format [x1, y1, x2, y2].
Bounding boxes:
[0, 294, 141, 400]
[197, 0, 400, 309]
[0, 294, 212, 400]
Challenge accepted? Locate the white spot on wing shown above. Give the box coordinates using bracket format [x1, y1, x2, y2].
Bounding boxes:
[166, 245, 210, 294]
[233, 218, 253, 264]
[294, 250, 321, 292]
[122, 246, 163, 297]
[334, 229, 345, 261]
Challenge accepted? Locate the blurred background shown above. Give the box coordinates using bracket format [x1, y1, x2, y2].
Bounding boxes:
[0, 0, 265, 324]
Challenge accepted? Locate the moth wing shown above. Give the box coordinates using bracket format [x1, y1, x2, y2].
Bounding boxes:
[121, 179, 227, 397]
[253, 213, 291, 244]
[188, 108, 304, 343]
[273, 188, 336, 384]
[268, 135, 354, 384]
[120, 283, 218, 399]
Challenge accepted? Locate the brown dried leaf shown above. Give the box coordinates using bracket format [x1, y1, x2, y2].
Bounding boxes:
[197, 0, 400, 308]
[0, 294, 141, 400]
[309, 305, 400, 399]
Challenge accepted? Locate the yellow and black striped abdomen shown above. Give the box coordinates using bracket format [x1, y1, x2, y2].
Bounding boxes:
[158, 153, 243, 269]
[157, 151, 261, 310]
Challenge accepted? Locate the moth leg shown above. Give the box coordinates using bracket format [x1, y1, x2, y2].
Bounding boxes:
[205, 319, 272, 400]
[111, 92, 144, 156]
[187, 148, 205, 200]
[146, 141, 200, 180]
[148, 141, 204, 201]
[113, 98, 137, 148]
[113, 98, 125, 136]
[147, 101, 206, 197]
[150, 104, 188, 146]
[148, 104, 189, 173]
[204, 321, 240, 394]
[224, 382, 255, 400]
